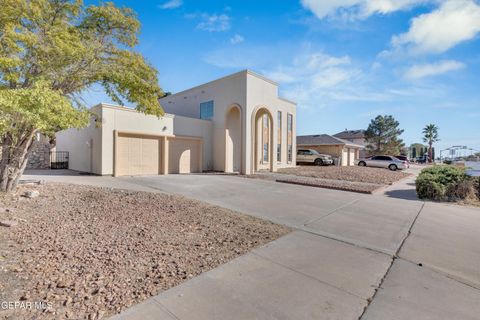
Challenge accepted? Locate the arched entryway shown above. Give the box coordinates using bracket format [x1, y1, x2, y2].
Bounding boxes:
[251, 106, 274, 173]
[225, 105, 242, 173]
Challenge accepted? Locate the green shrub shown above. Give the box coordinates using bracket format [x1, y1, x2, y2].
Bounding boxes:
[416, 178, 445, 200]
[416, 166, 467, 200]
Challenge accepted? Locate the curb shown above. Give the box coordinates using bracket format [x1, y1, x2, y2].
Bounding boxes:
[275, 179, 380, 194]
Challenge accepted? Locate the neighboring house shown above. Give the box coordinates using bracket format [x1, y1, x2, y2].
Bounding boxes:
[296, 134, 364, 166]
[333, 129, 367, 158]
[56, 70, 297, 176]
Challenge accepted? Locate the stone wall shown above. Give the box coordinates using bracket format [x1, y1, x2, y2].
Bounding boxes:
[27, 141, 52, 169]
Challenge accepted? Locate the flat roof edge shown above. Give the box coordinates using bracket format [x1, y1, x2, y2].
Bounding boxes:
[160, 69, 286, 100]
[160, 70, 249, 99]
[94, 103, 211, 122]
[278, 96, 296, 105]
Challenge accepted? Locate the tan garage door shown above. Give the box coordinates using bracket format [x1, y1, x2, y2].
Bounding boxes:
[168, 138, 201, 174]
[349, 149, 356, 166]
[116, 133, 161, 176]
[341, 149, 348, 166]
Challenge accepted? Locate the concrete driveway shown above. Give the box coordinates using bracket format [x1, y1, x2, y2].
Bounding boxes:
[21, 170, 480, 319]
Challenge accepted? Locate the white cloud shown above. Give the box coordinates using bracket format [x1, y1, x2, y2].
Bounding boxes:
[301, 0, 430, 19]
[405, 60, 465, 79]
[391, 0, 480, 54]
[197, 14, 231, 32]
[262, 51, 392, 109]
[265, 52, 353, 87]
[203, 45, 436, 109]
[230, 34, 244, 44]
[158, 0, 183, 10]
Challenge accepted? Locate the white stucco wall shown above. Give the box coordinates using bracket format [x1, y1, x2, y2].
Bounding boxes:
[56, 70, 296, 176]
[55, 106, 102, 174]
[171, 115, 213, 171]
[161, 71, 247, 172]
[56, 104, 213, 175]
[100, 104, 212, 175]
[245, 72, 297, 173]
[161, 70, 297, 174]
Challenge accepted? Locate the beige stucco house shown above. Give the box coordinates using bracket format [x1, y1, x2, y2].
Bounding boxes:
[56, 70, 296, 176]
[297, 134, 364, 166]
[334, 129, 367, 158]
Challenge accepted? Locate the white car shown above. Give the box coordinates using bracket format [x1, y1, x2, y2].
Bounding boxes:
[357, 155, 407, 171]
[297, 149, 334, 166]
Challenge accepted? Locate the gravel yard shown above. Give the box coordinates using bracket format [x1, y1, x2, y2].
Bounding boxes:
[0, 183, 290, 319]
[276, 176, 384, 193]
[278, 166, 409, 185]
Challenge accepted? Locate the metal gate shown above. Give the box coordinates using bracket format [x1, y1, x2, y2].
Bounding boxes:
[50, 151, 69, 169]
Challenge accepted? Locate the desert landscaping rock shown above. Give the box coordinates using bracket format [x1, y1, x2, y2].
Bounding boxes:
[278, 166, 409, 185]
[276, 176, 383, 193]
[0, 183, 290, 319]
[22, 190, 40, 198]
[247, 166, 408, 193]
[0, 220, 18, 228]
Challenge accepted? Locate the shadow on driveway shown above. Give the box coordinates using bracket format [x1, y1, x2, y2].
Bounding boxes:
[24, 169, 94, 176]
[384, 189, 419, 201]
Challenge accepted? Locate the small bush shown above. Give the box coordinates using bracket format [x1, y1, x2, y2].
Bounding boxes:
[416, 178, 445, 200]
[416, 166, 467, 200]
[474, 177, 480, 199]
[445, 180, 477, 201]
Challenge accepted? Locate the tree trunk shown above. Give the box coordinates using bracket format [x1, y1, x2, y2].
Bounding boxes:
[428, 142, 433, 163]
[0, 130, 37, 193]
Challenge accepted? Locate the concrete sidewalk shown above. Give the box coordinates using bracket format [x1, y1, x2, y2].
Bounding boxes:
[21, 170, 480, 319]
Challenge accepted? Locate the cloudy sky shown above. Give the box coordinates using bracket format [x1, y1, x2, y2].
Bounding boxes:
[83, 0, 480, 152]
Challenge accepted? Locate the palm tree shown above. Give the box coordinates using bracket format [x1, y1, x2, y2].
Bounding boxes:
[422, 124, 440, 163]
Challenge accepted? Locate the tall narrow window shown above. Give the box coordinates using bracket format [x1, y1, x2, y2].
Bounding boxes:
[200, 101, 214, 119]
[287, 113, 293, 162]
[262, 114, 269, 163]
[277, 111, 282, 162]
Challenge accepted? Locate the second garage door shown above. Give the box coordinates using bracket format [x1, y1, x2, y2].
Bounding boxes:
[348, 149, 356, 166]
[168, 138, 201, 174]
[116, 133, 161, 176]
[341, 149, 349, 166]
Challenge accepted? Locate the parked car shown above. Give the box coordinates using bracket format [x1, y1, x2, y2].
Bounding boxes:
[416, 155, 429, 164]
[394, 155, 410, 168]
[357, 155, 407, 171]
[297, 149, 334, 166]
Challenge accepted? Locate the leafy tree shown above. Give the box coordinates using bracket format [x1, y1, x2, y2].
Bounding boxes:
[412, 147, 417, 159]
[0, 0, 164, 192]
[422, 124, 440, 163]
[364, 115, 405, 156]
